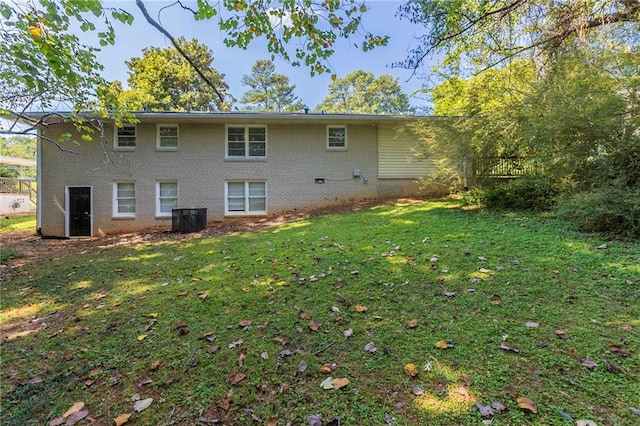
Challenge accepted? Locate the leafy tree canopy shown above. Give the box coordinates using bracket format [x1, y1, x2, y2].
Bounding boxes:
[240, 59, 306, 112]
[117, 38, 232, 111]
[316, 70, 413, 114]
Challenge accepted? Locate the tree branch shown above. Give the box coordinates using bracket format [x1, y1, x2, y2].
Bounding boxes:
[134, 0, 226, 105]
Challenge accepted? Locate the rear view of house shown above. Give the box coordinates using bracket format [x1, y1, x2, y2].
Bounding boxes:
[37, 112, 434, 237]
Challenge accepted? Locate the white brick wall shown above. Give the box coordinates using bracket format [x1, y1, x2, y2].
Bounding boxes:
[39, 118, 408, 236]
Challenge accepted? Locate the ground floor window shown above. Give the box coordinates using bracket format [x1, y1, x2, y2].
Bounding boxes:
[113, 182, 135, 217]
[226, 181, 266, 215]
[156, 181, 178, 216]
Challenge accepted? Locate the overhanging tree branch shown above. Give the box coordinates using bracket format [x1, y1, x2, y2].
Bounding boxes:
[134, 0, 226, 105]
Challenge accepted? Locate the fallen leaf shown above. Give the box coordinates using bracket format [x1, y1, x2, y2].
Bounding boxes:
[478, 268, 491, 274]
[229, 373, 247, 385]
[444, 292, 456, 298]
[524, 322, 539, 328]
[267, 419, 278, 426]
[273, 336, 287, 345]
[63, 402, 85, 418]
[516, 396, 537, 414]
[403, 363, 418, 377]
[602, 358, 620, 373]
[491, 400, 506, 413]
[146, 313, 158, 318]
[308, 413, 323, 426]
[133, 398, 153, 412]
[218, 399, 230, 411]
[580, 356, 598, 370]
[172, 321, 188, 329]
[576, 421, 597, 426]
[355, 304, 368, 312]
[435, 340, 452, 349]
[308, 320, 321, 331]
[114, 413, 131, 426]
[475, 403, 494, 417]
[137, 377, 153, 387]
[630, 407, 640, 416]
[332, 377, 349, 389]
[149, 359, 161, 370]
[49, 416, 66, 426]
[299, 312, 311, 319]
[321, 363, 332, 374]
[320, 376, 334, 389]
[364, 342, 377, 353]
[278, 349, 293, 357]
[178, 290, 188, 296]
[137, 334, 148, 341]
[555, 329, 570, 340]
[238, 320, 253, 327]
[607, 345, 630, 357]
[595, 244, 608, 249]
[343, 328, 353, 338]
[228, 338, 243, 348]
[261, 351, 269, 360]
[65, 408, 88, 425]
[499, 342, 520, 353]
[406, 319, 418, 328]
[411, 385, 424, 395]
[298, 360, 308, 373]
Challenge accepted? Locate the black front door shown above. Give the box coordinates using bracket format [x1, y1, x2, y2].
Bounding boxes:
[69, 187, 91, 237]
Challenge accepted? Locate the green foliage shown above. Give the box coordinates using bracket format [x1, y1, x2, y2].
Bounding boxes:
[240, 59, 306, 112]
[557, 186, 640, 238]
[1, 136, 36, 159]
[119, 38, 232, 111]
[482, 175, 560, 211]
[316, 70, 413, 114]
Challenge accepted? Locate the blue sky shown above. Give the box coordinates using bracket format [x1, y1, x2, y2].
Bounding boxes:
[96, 1, 436, 111]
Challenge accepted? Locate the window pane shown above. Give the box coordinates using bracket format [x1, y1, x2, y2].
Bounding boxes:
[248, 142, 265, 157]
[118, 199, 136, 213]
[227, 127, 245, 141]
[328, 127, 346, 147]
[227, 182, 245, 197]
[117, 126, 136, 147]
[248, 182, 265, 196]
[117, 183, 135, 198]
[248, 127, 265, 141]
[228, 197, 245, 211]
[159, 183, 177, 197]
[160, 198, 178, 213]
[228, 142, 245, 156]
[248, 197, 266, 211]
[159, 126, 178, 148]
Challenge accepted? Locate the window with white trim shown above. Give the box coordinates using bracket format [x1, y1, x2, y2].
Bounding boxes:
[226, 181, 266, 215]
[113, 182, 135, 217]
[156, 181, 178, 216]
[156, 124, 179, 150]
[327, 125, 347, 150]
[226, 125, 266, 159]
[115, 125, 136, 150]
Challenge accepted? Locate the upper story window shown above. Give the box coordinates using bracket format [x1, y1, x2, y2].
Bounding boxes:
[327, 126, 347, 150]
[157, 124, 179, 150]
[226, 125, 266, 159]
[115, 125, 136, 150]
[113, 182, 135, 218]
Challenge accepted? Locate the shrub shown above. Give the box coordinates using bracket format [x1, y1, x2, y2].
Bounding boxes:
[556, 187, 640, 238]
[482, 175, 560, 211]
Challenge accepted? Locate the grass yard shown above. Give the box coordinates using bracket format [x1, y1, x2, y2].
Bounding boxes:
[1, 200, 638, 425]
[0, 214, 36, 234]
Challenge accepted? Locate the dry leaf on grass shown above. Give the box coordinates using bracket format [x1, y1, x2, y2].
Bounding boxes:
[133, 398, 153, 413]
[114, 413, 131, 426]
[332, 378, 349, 389]
[403, 363, 418, 377]
[406, 319, 418, 328]
[355, 304, 368, 312]
[63, 402, 85, 418]
[229, 373, 247, 385]
[516, 396, 537, 414]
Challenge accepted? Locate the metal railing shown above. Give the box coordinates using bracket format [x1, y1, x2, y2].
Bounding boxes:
[0, 177, 37, 204]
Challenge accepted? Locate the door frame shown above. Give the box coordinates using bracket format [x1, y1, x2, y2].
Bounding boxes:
[65, 186, 93, 238]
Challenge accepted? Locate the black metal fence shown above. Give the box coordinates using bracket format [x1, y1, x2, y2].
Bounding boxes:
[473, 157, 536, 178]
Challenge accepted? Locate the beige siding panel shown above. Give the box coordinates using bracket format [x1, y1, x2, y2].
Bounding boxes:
[377, 124, 434, 178]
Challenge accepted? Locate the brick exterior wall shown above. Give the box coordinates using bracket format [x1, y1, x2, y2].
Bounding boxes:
[39, 118, 401, 236]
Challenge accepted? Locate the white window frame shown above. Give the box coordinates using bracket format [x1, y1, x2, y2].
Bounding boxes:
[113, 181, 136, 218]
[114, 124, 136, 150]
[225, 181, 267, 216]
[156, 124, 179, 150]
[225, 125, 267, 159]
[156, 181, 178, 217]
[327, 125, 347, 150]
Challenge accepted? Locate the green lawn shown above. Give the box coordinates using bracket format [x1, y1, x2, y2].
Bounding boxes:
[1, 200, 638, 425]
[0, 214, 36, 234]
